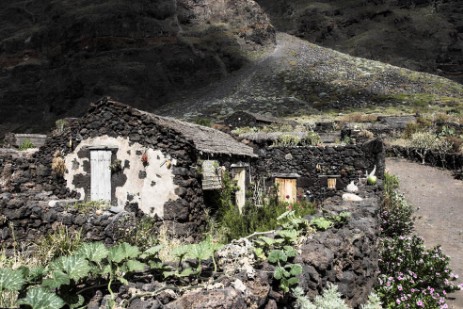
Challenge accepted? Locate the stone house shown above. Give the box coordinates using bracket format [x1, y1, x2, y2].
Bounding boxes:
[62, 98, 257, 234]
[249, 138, 385, 203]
[0, 97, 256, 240]
[0, 97, 385, 243]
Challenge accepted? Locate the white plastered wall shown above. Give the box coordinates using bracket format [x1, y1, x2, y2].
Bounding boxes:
[64, 136, 179, 218]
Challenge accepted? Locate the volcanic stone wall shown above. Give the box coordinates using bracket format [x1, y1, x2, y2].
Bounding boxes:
[253, 139, 385, 200]
[387, 145, 463, 170]
[387, 145, 463, 180]
[129, 189, 381, 309]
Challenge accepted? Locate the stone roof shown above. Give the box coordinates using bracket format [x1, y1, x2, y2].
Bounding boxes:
[236, 111, 297, 125]
[153, 115, 257, 157]
[98, 99, 257, 158]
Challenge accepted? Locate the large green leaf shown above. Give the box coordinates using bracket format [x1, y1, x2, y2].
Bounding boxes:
[253, 247, 266, 260]
[287, 277, 299, 286]
[276, 229, 299, 243]
[255, 237, 284, 249]
[26, 266, 46, 282]
[51, 255, 92, 281]
[77, 242, 108, 263]
[42, 270, 70, 289]
[140, 245, 163, 259]
[283, 246, 298, 258]
[172, 244, 192, 260]
[310, 217, 333, 231]
[268, 250, 288, 264]
[126, 260, 146, 272]
[18, 287, 65, 309]
[100, 264, 112, 276]
[108, 243, 140, 263]
[273, 266, 289, 280]
[177, 267, 197, 277]
[0, 268, 25, 292]
[288, 264, 303, 276]
[187, 241, 213, 261]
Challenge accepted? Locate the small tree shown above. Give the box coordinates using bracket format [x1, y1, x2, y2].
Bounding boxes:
[410, 132, 438, 164]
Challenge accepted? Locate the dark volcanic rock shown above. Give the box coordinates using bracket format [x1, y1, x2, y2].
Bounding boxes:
[256, 0, 463, 84]
[0, 0, 275, 137]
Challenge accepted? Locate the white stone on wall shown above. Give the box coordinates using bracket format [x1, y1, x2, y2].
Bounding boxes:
[64, 136, 179, 218]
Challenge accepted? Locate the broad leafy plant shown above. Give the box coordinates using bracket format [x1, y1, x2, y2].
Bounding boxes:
[0, 241, 165, 309]
[252, 211, 306, 293]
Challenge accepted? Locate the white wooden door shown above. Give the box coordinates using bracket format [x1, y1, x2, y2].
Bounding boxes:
[90, 150, 112, 202]
[233, 167, 246, 213]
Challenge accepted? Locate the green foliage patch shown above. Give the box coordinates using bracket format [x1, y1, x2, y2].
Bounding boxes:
[19, 139, 35, 150]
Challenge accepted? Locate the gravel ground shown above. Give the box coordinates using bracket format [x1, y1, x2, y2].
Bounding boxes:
[386, 157, 463, 309]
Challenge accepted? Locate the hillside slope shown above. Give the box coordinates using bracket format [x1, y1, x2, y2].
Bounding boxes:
[0, 0, 275, 136]
[157, 32, 463, 120]
[256, 0, 463, 83]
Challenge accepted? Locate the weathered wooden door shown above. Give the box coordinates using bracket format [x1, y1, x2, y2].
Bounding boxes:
[90, 150, 111, 202]
[233, 167, 246, 213]
[275, 178, 297, 204]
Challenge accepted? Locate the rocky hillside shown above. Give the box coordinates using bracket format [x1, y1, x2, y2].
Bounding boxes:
[158, 33, 463, 120]
[255, 0, 463, 83]
[0, 0, 275, 136]
[1, 0, 462, 137]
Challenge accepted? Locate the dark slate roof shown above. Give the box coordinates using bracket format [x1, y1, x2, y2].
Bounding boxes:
[99, 99, 257, 158]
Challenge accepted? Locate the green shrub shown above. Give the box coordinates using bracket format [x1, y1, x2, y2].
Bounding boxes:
[383, 172, 399, 206]
[410, 131, 438, 149]
[194, 117, 212, 127]
[403, 117, 432, 139]
[381, 191, 414, 238]
[55, 119, 68, 133]
[117, 216, 159, 250]
[293, 285, 382, 309]
[216, 173, 315, 242]
[445, 135, 463, 153]
[301, 131, 322, 146]
[35, 224, 83, 264]
[72, 200, 109, 214]
[219, 199, 314, 242]
[378, 235, 461, 308]
[19, 139, 35, 150]
[274, 134, 301, 147]
[378, 174, 462, 308]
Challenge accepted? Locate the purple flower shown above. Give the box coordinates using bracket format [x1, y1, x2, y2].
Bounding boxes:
[416, 300, 424, 307]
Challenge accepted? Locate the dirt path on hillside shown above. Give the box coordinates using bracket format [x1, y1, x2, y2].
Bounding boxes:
[386, 158, 463, 309]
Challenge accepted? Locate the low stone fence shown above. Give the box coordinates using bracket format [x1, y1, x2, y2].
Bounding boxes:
[0, 192, 141, 245]
[386, 146, 463, 171]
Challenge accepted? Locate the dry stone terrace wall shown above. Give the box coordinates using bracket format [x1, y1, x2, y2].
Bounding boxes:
[297, 194, 380, 307]
[253, 139, 385, 201]
[387, 145, 463, 180]
[387, 145, 463, 171]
